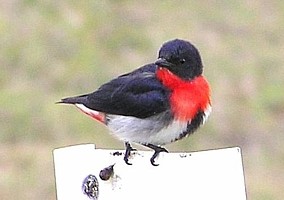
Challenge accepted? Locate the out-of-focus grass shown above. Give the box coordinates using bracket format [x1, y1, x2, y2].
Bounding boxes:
[1, 1, 284, 199]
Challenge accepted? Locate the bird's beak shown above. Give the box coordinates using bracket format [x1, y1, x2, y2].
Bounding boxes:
[155, 58, 173, 68]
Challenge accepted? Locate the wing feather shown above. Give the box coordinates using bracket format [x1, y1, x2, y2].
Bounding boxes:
[84, 64, 170, 118]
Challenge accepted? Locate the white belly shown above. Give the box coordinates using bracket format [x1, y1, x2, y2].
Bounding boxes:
[106, 114, 188, 145]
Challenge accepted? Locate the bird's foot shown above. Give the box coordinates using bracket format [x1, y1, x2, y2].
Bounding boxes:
[124, 142, 136, 165]
[143, 143, 168, 166]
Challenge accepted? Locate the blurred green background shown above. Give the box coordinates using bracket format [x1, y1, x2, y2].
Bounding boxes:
[1, 0, 284, 199]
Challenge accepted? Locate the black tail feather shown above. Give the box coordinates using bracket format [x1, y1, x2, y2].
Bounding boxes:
[56, 94, 88, 105]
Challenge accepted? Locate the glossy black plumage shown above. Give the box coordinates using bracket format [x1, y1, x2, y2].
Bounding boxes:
[60, 64, 171, 119]
[157, 39, 203, 79]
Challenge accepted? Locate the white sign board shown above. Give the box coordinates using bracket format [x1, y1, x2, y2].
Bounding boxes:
[53, 144, 246, 200]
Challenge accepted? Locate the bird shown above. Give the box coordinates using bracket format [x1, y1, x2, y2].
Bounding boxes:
[58, 39, 211, 166]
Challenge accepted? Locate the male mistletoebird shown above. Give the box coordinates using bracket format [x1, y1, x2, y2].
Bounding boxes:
[58, 39, 212, 166]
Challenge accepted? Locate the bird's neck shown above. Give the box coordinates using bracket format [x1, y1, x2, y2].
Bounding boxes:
[156, 68, 196, 89]
[156, 67, 211, 121]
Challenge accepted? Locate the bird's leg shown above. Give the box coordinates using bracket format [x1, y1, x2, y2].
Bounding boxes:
[143, 143, 168, 166]
[124, 142, 136, 165]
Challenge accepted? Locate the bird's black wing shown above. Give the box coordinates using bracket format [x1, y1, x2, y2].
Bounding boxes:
[84, 64, 170, 118]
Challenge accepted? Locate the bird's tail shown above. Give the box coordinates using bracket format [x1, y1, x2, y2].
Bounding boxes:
[56, 94, 88, 105]
[57, 94, 106, 123]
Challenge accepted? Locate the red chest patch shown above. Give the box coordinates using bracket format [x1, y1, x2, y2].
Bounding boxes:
[156, 68, 211, 121]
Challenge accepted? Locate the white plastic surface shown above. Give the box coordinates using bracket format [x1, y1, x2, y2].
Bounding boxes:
[53, 144, 247, 200]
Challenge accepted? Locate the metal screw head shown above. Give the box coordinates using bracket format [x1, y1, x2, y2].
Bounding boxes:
[82, 174, 99, 200]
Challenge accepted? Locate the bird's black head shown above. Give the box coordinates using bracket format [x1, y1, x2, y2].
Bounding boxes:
[155, 39, 203, 80]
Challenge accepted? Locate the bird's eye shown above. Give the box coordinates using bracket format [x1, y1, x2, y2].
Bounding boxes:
[180, 59, 185, 64]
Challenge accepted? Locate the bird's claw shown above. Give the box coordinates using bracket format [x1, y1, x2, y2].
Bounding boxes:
[150, 147, 168, 166]
[124, 142, 168, 166]
[124, 142, 136, 165]
[143, 143, 168, 166]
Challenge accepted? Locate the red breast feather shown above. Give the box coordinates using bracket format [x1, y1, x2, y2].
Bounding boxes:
[156, 68, 211, 122]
